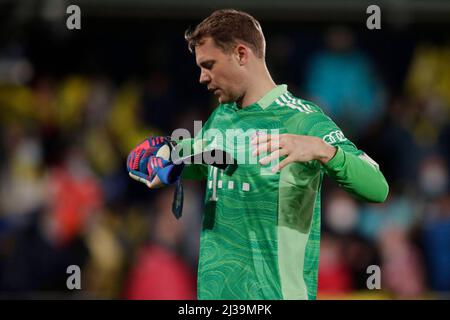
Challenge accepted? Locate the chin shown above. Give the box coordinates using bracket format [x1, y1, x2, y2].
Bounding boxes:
[218, 95, 233, 104]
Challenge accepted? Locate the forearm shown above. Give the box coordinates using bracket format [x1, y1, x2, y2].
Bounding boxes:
[322, 147, 389, 202]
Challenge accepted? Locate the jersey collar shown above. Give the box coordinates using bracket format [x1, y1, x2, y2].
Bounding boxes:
[257, 84, 288, 110]
[227, 84, 288, 112]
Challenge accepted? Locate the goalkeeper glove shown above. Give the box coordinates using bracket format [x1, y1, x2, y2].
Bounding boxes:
[126, 136, 185, 218]
[127, 136, 167, 175]
[127, 136, 184, 186]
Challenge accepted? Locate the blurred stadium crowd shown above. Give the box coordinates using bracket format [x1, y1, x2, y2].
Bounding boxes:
[0, 6, 449, 299]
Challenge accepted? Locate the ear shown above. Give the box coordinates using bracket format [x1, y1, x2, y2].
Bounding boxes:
[234, 44, 250, 66]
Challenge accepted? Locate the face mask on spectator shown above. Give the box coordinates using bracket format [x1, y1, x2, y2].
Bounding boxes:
[419, 156, 448, 197]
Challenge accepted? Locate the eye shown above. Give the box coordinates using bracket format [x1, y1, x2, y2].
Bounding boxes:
[201, 61, 214, 70]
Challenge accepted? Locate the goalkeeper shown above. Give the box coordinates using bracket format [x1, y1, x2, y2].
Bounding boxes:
[126, 9, 389, 300]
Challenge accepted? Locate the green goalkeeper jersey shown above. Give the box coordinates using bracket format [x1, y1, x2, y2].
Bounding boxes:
[179, 85, 388, 300]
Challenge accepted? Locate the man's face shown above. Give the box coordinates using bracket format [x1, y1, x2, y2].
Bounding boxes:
[195, 37, 245, 104]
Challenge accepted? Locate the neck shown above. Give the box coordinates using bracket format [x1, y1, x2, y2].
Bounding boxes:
[239, 63, 276, 108]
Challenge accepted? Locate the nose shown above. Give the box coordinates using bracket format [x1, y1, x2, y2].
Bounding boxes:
[199, 69, 211, 84]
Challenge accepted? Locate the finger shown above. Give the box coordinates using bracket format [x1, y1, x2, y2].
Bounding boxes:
[129, 170, 164, 189]
[272, 156, 293, 173]
[252, 136, 280, 156]
[127, 152, 135, 171]
[129, 171, 152, 188]
[251, 133, 271, 145]
[252, 141, 268, 156]
[259, 148, 288, 165]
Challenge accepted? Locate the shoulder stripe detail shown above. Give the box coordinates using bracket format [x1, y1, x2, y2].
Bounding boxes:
[276, 94, 314, 114]
[280, 94, 306, 112]
[285, 93, 314, 113]
[276, 97, 304, 112]
[276, 94, 310, 113]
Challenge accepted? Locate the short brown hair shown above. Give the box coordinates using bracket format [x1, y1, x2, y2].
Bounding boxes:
[185, 9, 266, 59]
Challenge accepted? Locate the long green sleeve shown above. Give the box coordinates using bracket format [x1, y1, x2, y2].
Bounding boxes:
[287, 109, 389, 203]
[322, 146, 389, 202]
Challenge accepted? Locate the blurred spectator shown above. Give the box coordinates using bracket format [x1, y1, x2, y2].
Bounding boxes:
[358, 194, 417, 242]
[122, 187, 196, 300]
[83, 211, 126, 299]
[323, 189, 359, 235]
[44, 146, 102, 246]
[0, 127, 44, 220]
[378, 227, 426, 299]
[305, 26, 386, 137]
[422, 193, 450, 294]
[417, 154, 448, 200]
[357, 97, 424, 189]
[343, 234, 380, 291]
[405, 44, 450, 112]
[318, 233, 352, 294]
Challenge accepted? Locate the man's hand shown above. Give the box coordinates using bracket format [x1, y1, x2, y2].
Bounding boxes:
[127, 136, 184, 189]
[128, 155, 184, 189]
[127, 136, 169, 173]
[251, 133, 337, 172]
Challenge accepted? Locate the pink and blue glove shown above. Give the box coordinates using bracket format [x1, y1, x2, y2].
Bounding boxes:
[127, 136, 184, 186]
[126, 136, 184, 219]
